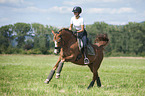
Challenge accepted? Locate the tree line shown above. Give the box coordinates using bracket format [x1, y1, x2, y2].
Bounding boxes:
[0, 22, 145, 56]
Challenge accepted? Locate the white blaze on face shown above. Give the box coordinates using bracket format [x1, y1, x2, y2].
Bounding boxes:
[54, 41, 58, 54]
[55, 41, 57, 47]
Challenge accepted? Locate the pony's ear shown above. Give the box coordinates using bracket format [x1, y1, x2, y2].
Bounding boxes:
[52, 30, 55, 35]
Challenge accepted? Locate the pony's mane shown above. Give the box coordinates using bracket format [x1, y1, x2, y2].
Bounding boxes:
[59, 28, 73, 34]
[58, 28, 77, 38]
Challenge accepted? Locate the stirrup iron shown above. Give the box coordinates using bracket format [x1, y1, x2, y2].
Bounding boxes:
[84, 57, 90, 64]
[84, 48, 90, 64]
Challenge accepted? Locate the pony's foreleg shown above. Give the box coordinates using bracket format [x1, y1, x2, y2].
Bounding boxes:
[55, 55, 75, 78]
[44, 56, 61, 84]
[55, 61, 64, 79]
[62, 54, 76, 62]
[53, 56, 61, 70]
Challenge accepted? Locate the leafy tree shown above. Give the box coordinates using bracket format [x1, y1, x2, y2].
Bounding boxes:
[0, 24, 13, 53]
[13, 23, 31, 48]
[86, 22, 109, 43]
[0, 21, 144, 55]
[24, 39, 34, 50]
[32, 23, 59, 50]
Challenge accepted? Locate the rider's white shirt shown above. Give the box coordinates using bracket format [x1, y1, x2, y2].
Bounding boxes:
[70, 16, 85, 30]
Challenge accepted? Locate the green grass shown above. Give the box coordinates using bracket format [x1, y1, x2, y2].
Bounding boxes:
[0, 55, 145, 96]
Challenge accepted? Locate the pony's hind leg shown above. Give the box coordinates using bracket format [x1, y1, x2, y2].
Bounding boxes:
[96, 76, 101, 87]
[94, 70, 101, 87]
[87, 63, 101, 89]
[87, 63, 96, 89]
[87, 72, 101, 89]
[87, 81, 95, 90]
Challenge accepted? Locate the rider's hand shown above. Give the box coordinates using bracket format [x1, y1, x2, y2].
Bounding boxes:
[73, 31, 77, 35]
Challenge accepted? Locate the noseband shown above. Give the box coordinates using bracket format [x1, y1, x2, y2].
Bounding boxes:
[54, 46, 61, 50]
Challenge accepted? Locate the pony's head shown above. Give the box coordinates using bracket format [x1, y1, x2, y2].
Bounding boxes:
[52, 30, 63, 54]
[52, 28, 76, 54]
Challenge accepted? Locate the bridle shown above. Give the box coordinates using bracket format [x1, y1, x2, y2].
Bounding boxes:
[54, 34, 64, 52]
[53, 29, 73, 54]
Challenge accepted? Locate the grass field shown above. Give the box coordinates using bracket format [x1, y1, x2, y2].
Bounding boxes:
[0, 55, 145, 96]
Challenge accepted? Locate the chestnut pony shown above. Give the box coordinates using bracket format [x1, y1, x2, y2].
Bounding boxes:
[44, 28, 109, 89]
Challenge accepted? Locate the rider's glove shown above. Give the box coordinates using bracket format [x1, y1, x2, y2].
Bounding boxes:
[73, 31, 77, 34]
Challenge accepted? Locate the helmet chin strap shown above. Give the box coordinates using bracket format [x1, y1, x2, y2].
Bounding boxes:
[75, 14, 80, 18]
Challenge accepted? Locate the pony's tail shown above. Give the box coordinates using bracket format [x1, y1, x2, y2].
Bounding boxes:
[94, 34, 109, 47]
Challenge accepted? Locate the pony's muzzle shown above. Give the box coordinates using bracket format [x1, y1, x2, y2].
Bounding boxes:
[54, 47, 60, 54]
[54, 49, 58, 54]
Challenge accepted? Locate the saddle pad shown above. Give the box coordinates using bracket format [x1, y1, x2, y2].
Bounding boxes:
[77, 38, 95, 56]
[87, 43, 95, 55]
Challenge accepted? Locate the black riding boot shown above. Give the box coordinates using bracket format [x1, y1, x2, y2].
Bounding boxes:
[84, 47, 90, 64]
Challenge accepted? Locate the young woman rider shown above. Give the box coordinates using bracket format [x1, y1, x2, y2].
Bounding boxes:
[69, 6, 89, 64]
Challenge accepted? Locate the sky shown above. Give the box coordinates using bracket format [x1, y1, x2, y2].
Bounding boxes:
[0, 0, 145, 28]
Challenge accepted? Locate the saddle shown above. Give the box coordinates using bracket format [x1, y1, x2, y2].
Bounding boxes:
[77, 38, 95, 56]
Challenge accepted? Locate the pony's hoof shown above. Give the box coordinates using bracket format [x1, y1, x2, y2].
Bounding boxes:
[87, 86, 93, 90]
[44, 79, 49, 84]
[55, 75, 60, 79]
[87, 81, 94, 90]
[96, 77, 101, 87]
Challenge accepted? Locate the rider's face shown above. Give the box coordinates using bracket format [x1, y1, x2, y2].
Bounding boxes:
[74, 12, 79, 17]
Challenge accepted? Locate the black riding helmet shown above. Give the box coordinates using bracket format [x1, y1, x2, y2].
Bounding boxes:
[72, 6, 82, 13]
